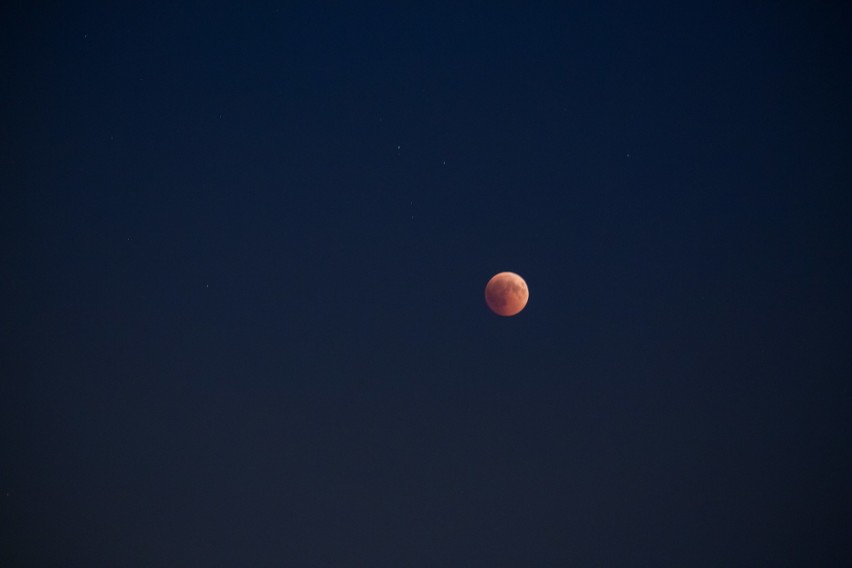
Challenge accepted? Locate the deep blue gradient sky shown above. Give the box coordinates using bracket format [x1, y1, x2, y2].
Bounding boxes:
[3, 3, 851, 566]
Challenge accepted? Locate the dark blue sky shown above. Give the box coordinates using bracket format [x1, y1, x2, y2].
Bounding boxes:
[3, 3, 851, 566]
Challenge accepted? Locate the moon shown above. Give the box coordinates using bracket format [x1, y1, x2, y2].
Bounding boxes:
[485, 272, 529, 316]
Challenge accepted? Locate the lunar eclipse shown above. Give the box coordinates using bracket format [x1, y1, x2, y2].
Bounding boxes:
[485, 272, 529, 316]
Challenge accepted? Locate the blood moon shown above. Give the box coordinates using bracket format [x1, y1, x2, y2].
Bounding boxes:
[485, 272, 529, 316]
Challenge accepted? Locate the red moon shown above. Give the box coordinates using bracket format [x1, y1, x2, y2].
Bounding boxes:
[485, 272, 529, 316]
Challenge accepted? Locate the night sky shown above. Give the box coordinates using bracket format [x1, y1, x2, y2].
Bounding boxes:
[3, 3, 852, 566]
